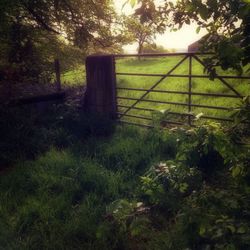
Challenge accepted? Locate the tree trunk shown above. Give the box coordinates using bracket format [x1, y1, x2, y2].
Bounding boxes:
[138, 43, 143, 60]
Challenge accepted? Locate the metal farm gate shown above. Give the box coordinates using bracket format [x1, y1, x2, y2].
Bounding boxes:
[114, 53, 250, 128]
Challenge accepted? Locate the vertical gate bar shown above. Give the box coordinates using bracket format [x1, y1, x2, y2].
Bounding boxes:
[188, 55, 192, 126]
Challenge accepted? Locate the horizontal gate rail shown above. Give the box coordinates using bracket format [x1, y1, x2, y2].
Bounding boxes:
[117, 87, 242, 98]
[117, 104, 245, 123]
[192, 55, 242, 97]
[117, 112, 152, 121]
[118, 120, 154, 128]
[117, 96, 231, 110]
[116, 72, 250, 80]
[115, 52, 214, 57]
[117, 112, 185, 125]
[118, 104, 193, 116]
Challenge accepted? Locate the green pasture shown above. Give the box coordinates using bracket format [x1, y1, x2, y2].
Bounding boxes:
[61, 65, 86, 86]
[115, 56, 250, 125]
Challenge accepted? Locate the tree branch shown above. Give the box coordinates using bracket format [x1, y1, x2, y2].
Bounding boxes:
[20, 1, 60, 34]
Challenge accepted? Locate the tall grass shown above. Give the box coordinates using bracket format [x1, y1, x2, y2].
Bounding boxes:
[61, 65, 86, 86]
[0, 107, 179, 249]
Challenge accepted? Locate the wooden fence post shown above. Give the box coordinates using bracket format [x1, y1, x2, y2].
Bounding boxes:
[84, 55, 117, 119]
[54, 59, 61, 92]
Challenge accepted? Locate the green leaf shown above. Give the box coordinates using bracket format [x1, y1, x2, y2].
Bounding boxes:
[130, 0, 137, 8]
[179, 183, 188, 193]
[227, 225, 236, 234]
[199, 5, 209, 19]
[199, 225, 206, 236]
[237, 226, 247, 234]
[231, 165, 243, 178]
[196, 26, 201, 34]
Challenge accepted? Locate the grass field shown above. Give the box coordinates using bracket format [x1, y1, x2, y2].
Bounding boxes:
[61, 65, 86, 86]
[115, 56, 250, 125]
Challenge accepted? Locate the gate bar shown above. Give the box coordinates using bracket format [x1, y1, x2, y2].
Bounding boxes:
[188, 55, 192, 125]
[117, 112, 185, 125]
[193, 55, 242, 97]
[116, 73, 250, 80]
[117, 96, 231, 110]
[117, 105, 235, 122]
[115, 52, 214, 57]
[116, 87, 242, 98]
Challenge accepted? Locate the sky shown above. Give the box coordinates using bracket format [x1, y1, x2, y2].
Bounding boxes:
[113, 0, 207, 52]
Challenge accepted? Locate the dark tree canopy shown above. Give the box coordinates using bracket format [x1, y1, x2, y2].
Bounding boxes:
[0, 0, 126, 83]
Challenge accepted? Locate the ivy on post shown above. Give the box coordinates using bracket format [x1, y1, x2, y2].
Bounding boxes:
[84, 55, 117, 119]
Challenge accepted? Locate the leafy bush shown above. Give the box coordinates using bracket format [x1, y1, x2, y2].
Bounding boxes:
[106, 123, 250, 249]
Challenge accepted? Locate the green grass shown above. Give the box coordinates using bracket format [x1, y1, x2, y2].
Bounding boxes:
[61, 65, 86, 86]
[115, 56, 250, 125]
[0, 101, 249, 249]
[0, 108, 178, 249]
[0, 149, 125, 249]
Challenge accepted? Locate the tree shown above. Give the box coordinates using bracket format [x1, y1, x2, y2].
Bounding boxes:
[125, 17, 154, 54]
[142, 43, 169, 53]
[124, 1, 166, 55]
[126, 0, 250, 73]
[0, 0, 126, 84]
[170, 0, 250, 74]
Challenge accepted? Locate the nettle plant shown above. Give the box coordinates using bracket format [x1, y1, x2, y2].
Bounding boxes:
[106, 120, 249, 246]
[140, 161, 202, 206]
[231, 96, 250, 134]
[176, 123, 235, 177]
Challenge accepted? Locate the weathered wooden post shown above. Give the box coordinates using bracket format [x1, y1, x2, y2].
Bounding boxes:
[54, 59, 61, 92]
[84, 55, 117, 119]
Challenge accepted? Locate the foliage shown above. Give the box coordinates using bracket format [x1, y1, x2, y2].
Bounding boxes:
[142, 43, 169, 53]
[0, 0, 126, 84]
[107, 123, 250, 250]
[0, 103, 180, 249]
[124, 3, 166, 54]
[0, 105, 250, 249]
[229, 96, 250, 146]
[231, 96, 250, 126]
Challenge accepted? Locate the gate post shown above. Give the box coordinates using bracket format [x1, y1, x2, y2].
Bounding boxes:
[84, 55, 117, 119]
